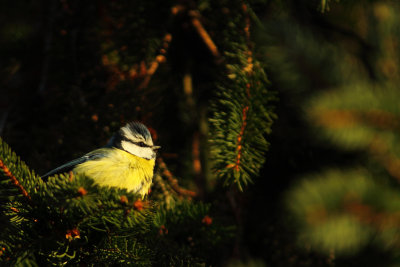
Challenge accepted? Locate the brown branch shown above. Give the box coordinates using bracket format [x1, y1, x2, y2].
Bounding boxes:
[189, 10, 221, 59]
[306, 199, 400, 229]
[172, 5, 221, 61]
[344, 200, 400, 230]
[313, 108, 400, 182]
[0, 159, 31, 200]
[137, 33, 172, 90]
[153, 174, 177, 209]
[153, 174, 171, 199]
[363, 109, 400, 129]
[226, 106, 249, 172]
[242, 3, 254, 74]
[157, 157, 196, 198]
[315, 109, 400, 130]
[242, 3, 251, 45]
[225, 5, 254, 172]
[314, 108, 400, 182]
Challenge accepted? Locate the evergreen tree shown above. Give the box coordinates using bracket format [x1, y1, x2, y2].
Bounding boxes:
[264, 0, 400, 265]
[0, 0, 274, 265]
[3, 0, 400, 266]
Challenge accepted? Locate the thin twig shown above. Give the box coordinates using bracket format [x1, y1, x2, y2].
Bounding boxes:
[189, 11, 221, 59]
[157, 157, 196, 198]
[172, 6, 221, 61]
[226, 106, 249, 172]
[137, 34, 172, 90]
[0, 159, 31, 200]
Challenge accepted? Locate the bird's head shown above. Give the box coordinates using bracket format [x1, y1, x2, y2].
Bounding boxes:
[109, 122, 160, 160]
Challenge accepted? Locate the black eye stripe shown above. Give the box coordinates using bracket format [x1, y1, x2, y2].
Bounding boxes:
[121, 136, 133, 143]
[121, 136, 150, 147]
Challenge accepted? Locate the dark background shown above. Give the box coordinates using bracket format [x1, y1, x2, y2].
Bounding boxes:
[1, 0, 398, 265]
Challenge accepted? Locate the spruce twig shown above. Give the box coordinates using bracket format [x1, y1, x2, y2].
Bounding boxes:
[209, 1, 275, 190]
[226, 106, 249, 173]
[0, 159, 31, 200]
[224, 3, 254, 176]
[157, 157, 196, 198]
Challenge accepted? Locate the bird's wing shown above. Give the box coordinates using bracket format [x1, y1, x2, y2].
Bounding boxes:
[41, 150, 106, 179]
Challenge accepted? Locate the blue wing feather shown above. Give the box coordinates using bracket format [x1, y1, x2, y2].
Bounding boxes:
[41, 151, 105, 179]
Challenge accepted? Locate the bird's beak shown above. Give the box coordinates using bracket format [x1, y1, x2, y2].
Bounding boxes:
[152, 145, 161, 150]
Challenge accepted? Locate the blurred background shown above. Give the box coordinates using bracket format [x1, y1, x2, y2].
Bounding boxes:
[1, 0, 400, 265]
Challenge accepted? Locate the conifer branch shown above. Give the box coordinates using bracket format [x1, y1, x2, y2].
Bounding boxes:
[0, 159, 31, 200]
[314, 107, 400, 181]
[316, 109, 400, 130]
[306, 197, 400, 228]
[226, 106, 249, 173]
[242, 3, 251, 46]
[157, 157, 196, 198]
[225, 4, 254, 175]
[102, 32, 172, 91]
[343, 199, 400, 227]
[369, 136, 400, 182]
[209, 1, 275, 190]
[153, 174, 173, 202]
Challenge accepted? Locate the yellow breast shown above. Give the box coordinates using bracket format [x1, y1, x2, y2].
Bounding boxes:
[73, 148, 155, 198]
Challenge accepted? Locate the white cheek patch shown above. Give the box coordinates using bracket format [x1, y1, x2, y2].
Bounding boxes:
[121, 140, 154, 159]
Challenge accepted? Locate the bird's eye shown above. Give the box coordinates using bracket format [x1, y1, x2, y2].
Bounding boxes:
[137, 142, 146, 147]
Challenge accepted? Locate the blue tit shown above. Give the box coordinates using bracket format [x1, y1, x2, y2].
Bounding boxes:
[42, 122, 160, 198]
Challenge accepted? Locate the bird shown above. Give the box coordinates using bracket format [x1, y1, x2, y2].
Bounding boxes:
[42, 122, 160, 198]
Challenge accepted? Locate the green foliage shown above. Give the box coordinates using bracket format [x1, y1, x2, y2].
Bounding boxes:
[0, 137, 233, 265]
[7, 0, 390, 265]
[308, 83, 400, 151]
[289, 82, 400, 257]
[207, 2, 276, 190]
[0, 135, 154, 265]
[210, 47, 276, 190]
[154, 200, 234, 265]
[280, 1, 400, 262]
[286, 169, 400, 254]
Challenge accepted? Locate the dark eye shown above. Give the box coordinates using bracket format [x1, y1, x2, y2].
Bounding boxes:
[137, 142, 146, 147]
